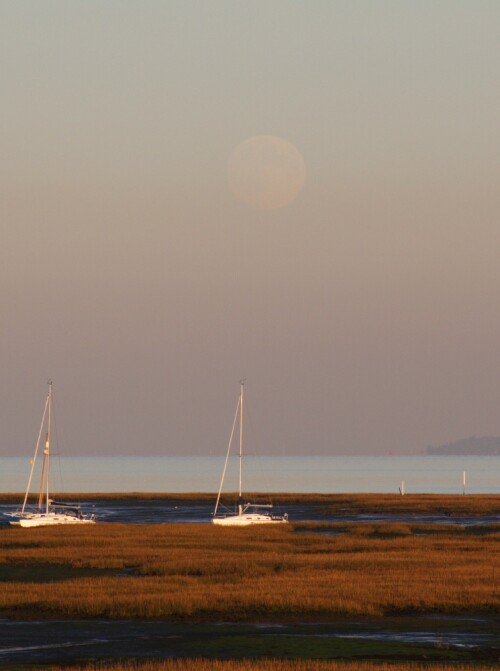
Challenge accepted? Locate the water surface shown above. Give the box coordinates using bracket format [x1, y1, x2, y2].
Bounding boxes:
[0, 455, 497, 494]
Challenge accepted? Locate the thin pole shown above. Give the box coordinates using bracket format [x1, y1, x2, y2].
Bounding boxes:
[46, 381, 52, 513]
[38, 381, 52, 512]
[463, 470, 466, 496]
[238, 381, 244, 515]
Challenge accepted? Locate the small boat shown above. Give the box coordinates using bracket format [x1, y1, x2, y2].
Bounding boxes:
[212, 381, 288, 526]
[6, 381, 96, 528]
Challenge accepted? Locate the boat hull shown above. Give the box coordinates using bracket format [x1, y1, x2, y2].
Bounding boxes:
[212, 513, 288, 526]
[9, 513, 96, 528]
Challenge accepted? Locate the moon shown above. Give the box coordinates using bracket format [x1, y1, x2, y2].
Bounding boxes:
[228, 135, 306, 210]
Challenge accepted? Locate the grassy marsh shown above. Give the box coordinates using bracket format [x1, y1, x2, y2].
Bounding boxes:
[49, 661, 500, 671]
[0, 520, 498, 620]
[1, 506, 498, 668]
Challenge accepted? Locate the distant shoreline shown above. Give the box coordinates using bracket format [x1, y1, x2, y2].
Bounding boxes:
[427, 435, 500, 456]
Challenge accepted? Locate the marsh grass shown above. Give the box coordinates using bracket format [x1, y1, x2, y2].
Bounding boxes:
[315, 494, 500, 515]
[0, 521, 498, 620]
[50, 661, 500, 671]
[293, 521, 500, 536]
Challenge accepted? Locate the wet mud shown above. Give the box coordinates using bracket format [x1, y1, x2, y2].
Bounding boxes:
[0, 617, 499, 667]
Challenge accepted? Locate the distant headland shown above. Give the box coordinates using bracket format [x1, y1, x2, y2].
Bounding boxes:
[427, 436, 500, 456]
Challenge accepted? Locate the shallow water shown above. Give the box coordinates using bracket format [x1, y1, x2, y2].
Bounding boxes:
[1, 498, 499, 526]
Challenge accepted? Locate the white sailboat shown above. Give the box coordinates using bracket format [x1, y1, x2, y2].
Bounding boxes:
[6, 381, 96, 528]
[212, 381, 288, 526]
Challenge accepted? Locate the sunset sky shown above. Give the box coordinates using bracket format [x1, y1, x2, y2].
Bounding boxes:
[1, 1, 499, 457]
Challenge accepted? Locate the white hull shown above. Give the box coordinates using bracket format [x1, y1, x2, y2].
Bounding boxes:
[10, 513, 96, 528]
[212, 513, 288, 526]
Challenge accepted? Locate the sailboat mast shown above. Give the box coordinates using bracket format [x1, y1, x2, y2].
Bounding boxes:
[46, 381, 52, 514]
[38, 381, 52, 513]
[238, 380, 244, 515]
[22, 391, 49, 514]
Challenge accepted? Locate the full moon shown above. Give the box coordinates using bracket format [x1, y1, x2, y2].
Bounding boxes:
[228, 135, 306, 210]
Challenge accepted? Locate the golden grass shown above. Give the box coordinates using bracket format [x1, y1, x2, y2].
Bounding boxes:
[0, 522, 498, 620]
[50, 660, 500, 671]
[316, 493, 500, 515]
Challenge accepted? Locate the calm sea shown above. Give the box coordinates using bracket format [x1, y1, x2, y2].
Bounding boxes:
[0, 455, 498, 494]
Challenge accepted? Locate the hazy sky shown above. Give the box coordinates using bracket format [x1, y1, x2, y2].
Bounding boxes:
[1, 1, 499, 457]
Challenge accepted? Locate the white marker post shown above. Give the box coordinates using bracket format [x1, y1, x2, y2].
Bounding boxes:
[463, 471, 466, 496]
[399, 480, 405, 496]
